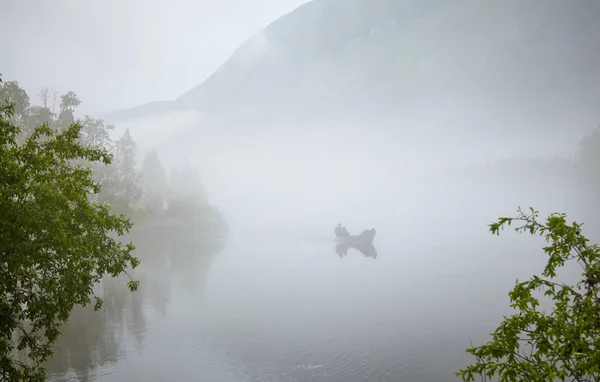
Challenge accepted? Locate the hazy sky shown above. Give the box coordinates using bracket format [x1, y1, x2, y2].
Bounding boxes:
[0, 0, 309, 114]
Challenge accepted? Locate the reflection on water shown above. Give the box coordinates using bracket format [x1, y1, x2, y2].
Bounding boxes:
[335, 242, 378, 259]
[44, 215, 549, 382]
[45, 221, 226, 382]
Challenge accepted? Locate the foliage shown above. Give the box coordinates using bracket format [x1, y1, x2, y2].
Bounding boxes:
[111, 129, 142, 210]
[0, 78, 225, 228]
[168, 164, 207, 202]
[0, 74, 227, 379]
[56, 91, 81, 130]
[164, 196, 223, 220]
[458, 207, 600, 382]
[0, 101, 140, 381]
[0, 80, 29, 121]
[141, 150, 167, 213]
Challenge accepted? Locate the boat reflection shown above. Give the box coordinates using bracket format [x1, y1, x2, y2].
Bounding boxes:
[335, 241, 378, 259]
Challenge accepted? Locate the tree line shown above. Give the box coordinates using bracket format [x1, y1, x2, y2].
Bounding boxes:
[0, 77, 224, 225]
[0, 75, 224, 381]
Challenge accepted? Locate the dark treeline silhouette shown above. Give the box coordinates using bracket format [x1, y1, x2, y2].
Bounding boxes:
[0, 78, 227, 233]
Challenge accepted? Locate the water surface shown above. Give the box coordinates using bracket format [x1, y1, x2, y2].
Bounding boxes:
[45, 211, 553, 382]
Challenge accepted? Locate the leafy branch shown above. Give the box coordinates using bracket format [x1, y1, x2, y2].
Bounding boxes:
[1, 98, 140, 381]
[458, 207, 600, 382]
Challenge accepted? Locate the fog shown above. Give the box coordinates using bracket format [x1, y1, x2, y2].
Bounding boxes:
[112, 108, 584, 234]
[60, 98, 590, 382]
[44, 119, 592, 382]
[4, 0, 599, 381]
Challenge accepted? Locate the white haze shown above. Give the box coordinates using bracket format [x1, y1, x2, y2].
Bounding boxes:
[112, 107, 584, 244]
[14, 1, 595, 380]
[103, 21, 590, 277]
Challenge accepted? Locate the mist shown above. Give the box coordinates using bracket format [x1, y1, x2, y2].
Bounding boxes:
[45, 82, 598, 381]
[112, 103, 584, 235]
[3, 0, 599, 381]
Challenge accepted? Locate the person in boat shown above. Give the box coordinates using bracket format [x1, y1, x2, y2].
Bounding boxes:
[335, 223, 349, 236]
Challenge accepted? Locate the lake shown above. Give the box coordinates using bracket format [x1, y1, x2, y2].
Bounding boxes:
[44, 211, 555, 382]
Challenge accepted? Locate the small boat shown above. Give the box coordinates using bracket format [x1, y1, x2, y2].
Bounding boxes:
[335, 228, 376, 246]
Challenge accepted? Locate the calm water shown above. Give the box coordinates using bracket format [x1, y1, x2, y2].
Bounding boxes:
[44, 211, 556, 382]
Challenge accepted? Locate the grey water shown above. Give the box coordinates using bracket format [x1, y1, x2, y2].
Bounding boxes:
[43, 144, 588, 381]
[45, 202, 560, 382]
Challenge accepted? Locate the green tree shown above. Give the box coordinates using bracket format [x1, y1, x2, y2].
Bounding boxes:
[79, 116, 114, 150]
[458, 207, 600, 382]
[23, 88, 55, 132]
[0, 101, 140, 381]
[0, 80, 30, 127]
[112, 128, 142, 211]
[168, 164, 207, 202]
[56, 91, 81, 130]
[141, 150, 168, 213]
[76, 116, 118, 204]
[0, 82, 56, 144]
[165, 164, 209, 217]
[22, 106, 54, 136]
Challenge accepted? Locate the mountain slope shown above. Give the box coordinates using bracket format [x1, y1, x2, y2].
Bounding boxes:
[107, 0, 600, 134]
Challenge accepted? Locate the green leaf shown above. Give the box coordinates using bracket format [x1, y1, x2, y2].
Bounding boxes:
[0, 93, 141, 380]
[458, 207, 600, 382]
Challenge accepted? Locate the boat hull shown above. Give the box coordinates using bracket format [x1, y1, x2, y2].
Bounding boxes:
[335, 230, 376, 246]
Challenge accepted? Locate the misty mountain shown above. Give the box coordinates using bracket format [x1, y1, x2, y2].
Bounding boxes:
[105, 0, 600, 136]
